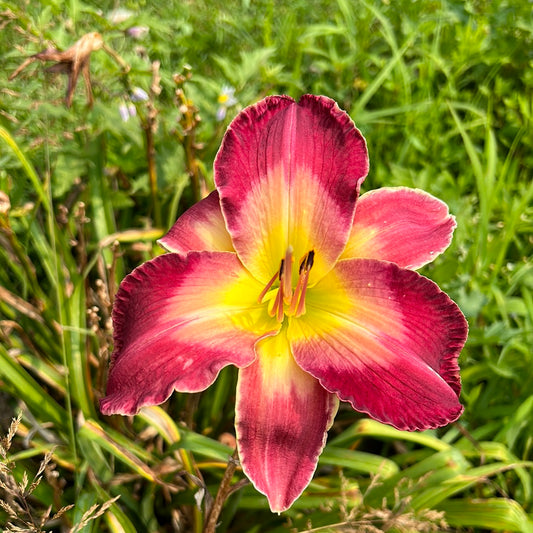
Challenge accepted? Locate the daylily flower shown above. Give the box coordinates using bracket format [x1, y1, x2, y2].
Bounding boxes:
[100, 94, 468, 512]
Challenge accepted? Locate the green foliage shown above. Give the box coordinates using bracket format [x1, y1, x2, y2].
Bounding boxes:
[0, 0, 532, 531]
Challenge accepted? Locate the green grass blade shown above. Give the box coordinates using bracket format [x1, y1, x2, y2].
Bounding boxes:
[0, 344, 67, 429]
[363, 448, 470, 508]
[319, 446, 398, 478]
[79, 420, 157, 482]
[0, 125, 50, 212]
[171, 428, 233, 462]
[411, 461, 533, 510]
[137, 405, 181, 445]
[64, 281, 97, 418]
[91, 484, 139, 533]
[437, 498, 533, 532]
[329, 418, 451, 452]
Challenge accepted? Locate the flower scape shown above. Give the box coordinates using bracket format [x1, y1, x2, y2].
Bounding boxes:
[100, 94, 468, 512]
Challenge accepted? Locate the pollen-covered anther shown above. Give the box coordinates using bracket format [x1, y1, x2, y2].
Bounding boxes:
[289, 250, 314, 317]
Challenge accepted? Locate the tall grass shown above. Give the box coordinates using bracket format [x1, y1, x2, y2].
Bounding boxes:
[1, 0, 532, 531]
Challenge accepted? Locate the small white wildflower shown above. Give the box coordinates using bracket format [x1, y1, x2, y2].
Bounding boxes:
[107, 8, 133, 25]
[216, 85, 237, 121]
[118, 102, 130, 122]
[131, 87, 149, 102]
[118, 102, 137, 122]
[127, 26, 149, 39]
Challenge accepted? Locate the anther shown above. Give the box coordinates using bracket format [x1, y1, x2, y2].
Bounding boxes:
[289, 249, 315, 317]
[281, 246, 294, 304]
[299, 249, 314, 274]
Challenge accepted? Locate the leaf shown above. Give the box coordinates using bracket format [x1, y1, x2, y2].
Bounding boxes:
[411, 461, 533, 510]
[329, 418, 451, 452]
[170, 428, 233, 462]
[0, 126, 50, 212]
[319, 447, 398, 478]
[437, 498, 533, 532]
[0, 344, 67, 429]
[79, 420, 158, 482]
[363, 448, 470, 508]
[137, 406, 181, 445]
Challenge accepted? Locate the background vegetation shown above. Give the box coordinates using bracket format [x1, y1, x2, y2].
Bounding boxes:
[0, 0, 532, 531]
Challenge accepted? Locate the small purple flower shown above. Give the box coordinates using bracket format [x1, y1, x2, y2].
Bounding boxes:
[131, 87, 149, 102]
[118, 102, 130, 122]
[127, 26, 149, 39]
[118, 101, 137, 122]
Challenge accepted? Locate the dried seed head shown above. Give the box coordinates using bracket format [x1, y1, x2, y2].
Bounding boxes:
[0, 191, 10, 215]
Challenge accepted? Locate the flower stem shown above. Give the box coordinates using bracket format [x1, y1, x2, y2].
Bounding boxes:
[173, 69, 205, 203]
[145, 61, 162, 228]
[144, 119, 160, 227]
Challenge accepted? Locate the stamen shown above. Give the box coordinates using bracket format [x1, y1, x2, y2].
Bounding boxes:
[269, 283, 285, 321]
[275, 287, 284, 322]
[295, 268, 310, 317]
[289, 250, 315, 317]
[289, 275, 304, 314]
[257, 269, 278, 304]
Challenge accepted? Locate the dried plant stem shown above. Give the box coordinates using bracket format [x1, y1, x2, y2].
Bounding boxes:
[101, 43, 130, 74]
[144, 121, 160, 226]
[174, 70, 205, 203]
[203, 451, 240, 533]
[144, 61, 161, 228]
[183, 127, 202, 204]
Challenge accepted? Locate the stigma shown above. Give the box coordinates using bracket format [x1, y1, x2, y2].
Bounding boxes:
[258, 247, 315, 322]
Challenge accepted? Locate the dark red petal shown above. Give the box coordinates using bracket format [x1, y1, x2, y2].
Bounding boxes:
[214, 94, 368, 284]
[288, 258, 467, 431]
[101, 252, 278, 415]
[235, 332, 338, 512]
[158, 190, 233, 254]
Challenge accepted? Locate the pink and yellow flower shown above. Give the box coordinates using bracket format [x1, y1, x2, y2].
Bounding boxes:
[100, 95, 468, 512]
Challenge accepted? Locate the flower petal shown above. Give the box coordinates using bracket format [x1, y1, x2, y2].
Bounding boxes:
[101, 252, 279, 415]
[215, 94, 368, 284]
[158, 190, 233, 253]
[288, 258, 467, 431]
[341, 187, 456, 269]
[235, 330, 338, 512]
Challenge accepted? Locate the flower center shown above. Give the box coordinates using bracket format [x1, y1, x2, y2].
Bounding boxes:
[258, 247, 315, 322]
